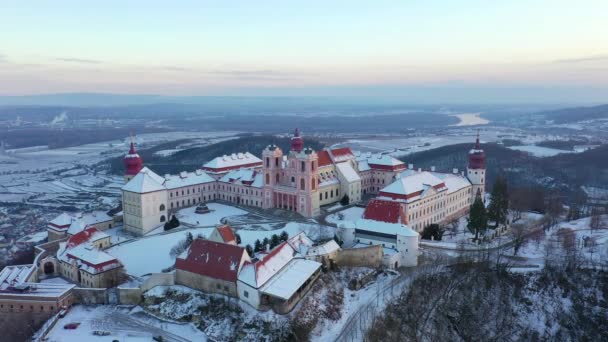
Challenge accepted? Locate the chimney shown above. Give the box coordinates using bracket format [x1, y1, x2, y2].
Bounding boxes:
[431, 166, 436, 172]
[452, 168, 458, 174]
[461, 171, 465, 176]
[418, 168, 422, 172]
[408, 163, 413, 169]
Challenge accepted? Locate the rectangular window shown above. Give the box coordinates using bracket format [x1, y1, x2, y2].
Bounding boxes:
[244, 290, 249, 298]
[301, 161, 305, 172]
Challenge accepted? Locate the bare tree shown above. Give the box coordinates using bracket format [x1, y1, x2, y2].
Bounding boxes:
[511, 223, 526, 256]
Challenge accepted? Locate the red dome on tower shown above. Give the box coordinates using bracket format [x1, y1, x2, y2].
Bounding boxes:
[468, 131, 485, 169]
[290, 128, 304, 153]
[124, 136, 143, 176]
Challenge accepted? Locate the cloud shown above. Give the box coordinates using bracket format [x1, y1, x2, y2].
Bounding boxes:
[554, 55, 608, 64]
[206, 69, 298, 81]
[162, 66, 192, 72]
[56, 57, 103, 64]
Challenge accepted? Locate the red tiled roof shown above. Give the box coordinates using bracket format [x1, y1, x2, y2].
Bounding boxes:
[363, 199, 402, 224]
[330, 147, 354, 159]
[66, 227, 100, 249]
[317, 150, 332, 167]
[175, 239, 246, 282]
[217, 225, 237, 243]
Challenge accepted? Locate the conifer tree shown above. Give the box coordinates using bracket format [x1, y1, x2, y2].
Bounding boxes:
[280, 231, 289, 242]
[254, 239, 262, 252]
[487, 176, 509, 228]
[468, 196, 488, 241]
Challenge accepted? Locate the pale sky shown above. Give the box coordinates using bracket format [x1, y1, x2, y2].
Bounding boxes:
[1, 0, 607, 102]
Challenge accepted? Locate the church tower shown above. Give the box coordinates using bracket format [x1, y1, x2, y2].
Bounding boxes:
[124, 134, 143, 183]
[467, 131, 486, 202]
[262, 144, 283, 208]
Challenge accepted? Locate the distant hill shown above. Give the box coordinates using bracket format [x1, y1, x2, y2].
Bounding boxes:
[536, 104, 608, 124]
[104, 135, 325, 175]
[401, 143, 608, 200]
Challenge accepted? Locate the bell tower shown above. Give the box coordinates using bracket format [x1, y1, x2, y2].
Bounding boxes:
[467, 130, 486, 202]
[123, 134, 143, 183]
[262, 144, 283, 208]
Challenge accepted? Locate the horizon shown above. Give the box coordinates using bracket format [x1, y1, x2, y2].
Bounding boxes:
[1, 1, 607, 104]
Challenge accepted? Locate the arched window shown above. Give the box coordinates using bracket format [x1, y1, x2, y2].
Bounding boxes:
[160, 215, 166, 222]
[300, 178, 305, 190]
[159, 204, 165, 211]
[276, 174, 280, 184]
[312, 178, 316, 190]
[266, 173, 270, 185]
[291, 176, 295, 183]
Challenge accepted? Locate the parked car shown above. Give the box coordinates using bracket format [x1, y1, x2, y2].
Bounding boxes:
[93, 330, 111, 336]
[63, 323, 80, 330]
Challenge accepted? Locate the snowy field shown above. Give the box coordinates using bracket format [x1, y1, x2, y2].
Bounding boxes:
[43, 305, 206, 341]
[449, 113, 490, 126]
[0, 131, 240, 208]
[507, 145, 574, 157]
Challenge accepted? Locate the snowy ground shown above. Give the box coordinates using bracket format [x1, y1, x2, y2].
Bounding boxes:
[508, 145, 574, 157]
[43, 305, 206, 342]
[176, 203, 248, 227]
[325, 206, 365, 225]
[108, 203, 335, 276]
[510, 215, 608, 268]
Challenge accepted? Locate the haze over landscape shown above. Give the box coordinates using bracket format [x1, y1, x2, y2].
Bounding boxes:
[1, 2, 607, 342]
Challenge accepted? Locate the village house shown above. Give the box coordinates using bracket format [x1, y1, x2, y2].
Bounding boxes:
[175, 239, 250, 297]
[54, 227, 124, 288]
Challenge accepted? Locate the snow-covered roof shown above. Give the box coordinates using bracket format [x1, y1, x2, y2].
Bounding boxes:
[336, 162, 361, 183]
[0, 282, 75, 298]
[260, 258, 321, 300]
[363, 199, 402, 224]
[353, 218, 418, 237]
[48, 212, 73, 228]
[176, 239, 248, 282]
[57, 227, 119, 274]
[238, 242, 295, 289]
[0, 264, 35, 290]
[123, 167, 215, 193]
[164, 169, 215, 189]
[381, 171, 446, 202]
[287, 232, 314, 256]
[307, 240, 340, 257]
[318, 168, 339, 187]
[431, 172, 471, 194]
[219, 168, 263, 188]
[122, 167, 166, 193]
[329, 147, 355, 163]
[202, 152, 262, 172]
[67, 219, 87, 235]
[357, 160, 371, 172]
[355, 151, 405, 171]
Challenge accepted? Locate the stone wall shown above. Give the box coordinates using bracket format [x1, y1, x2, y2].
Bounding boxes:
[175, 269, 237, 297]
[118, 288, 142, 305]
[140, 272, 175, 292]
[335, 245, 382, 268]
[72, 287, 107, 304]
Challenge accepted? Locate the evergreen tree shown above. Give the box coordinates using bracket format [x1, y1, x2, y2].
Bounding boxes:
[468, 196, 488, 241]
[340, 195, 350, 206]
[186, 232, 193, 245]
[270, 234, 280, 248]
[487, 176, 509, 228]
[280, 231, 289, 242]
[245, 245, 254, 257]
[262, 237, 270, 250]
[254, 239, 262, 252]
[235, 233, 242, 244]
